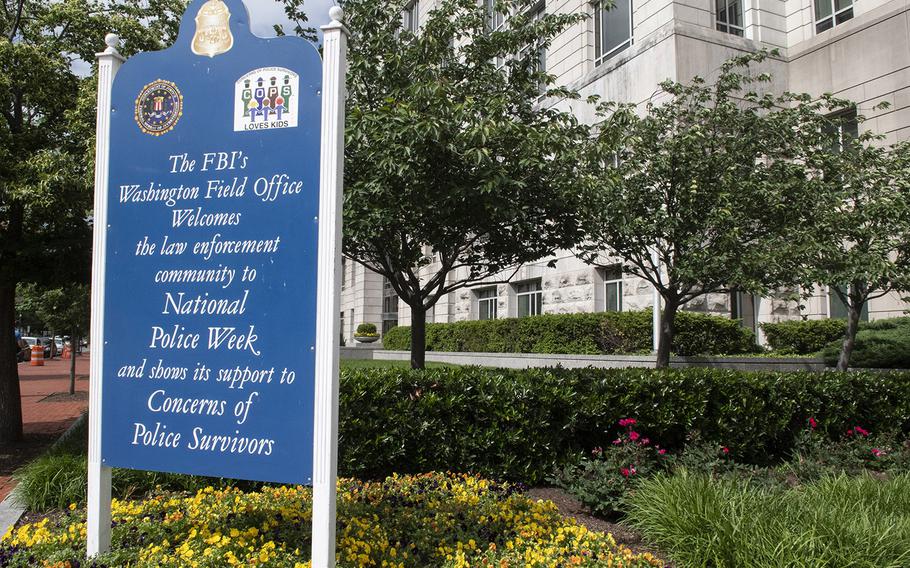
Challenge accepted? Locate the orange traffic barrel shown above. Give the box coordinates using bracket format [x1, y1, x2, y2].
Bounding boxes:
[30, 344, 44, 366]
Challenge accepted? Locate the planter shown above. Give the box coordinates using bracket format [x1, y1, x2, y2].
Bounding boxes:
[354, 335, 380, 343]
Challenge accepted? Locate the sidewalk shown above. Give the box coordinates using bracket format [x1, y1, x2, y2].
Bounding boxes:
[0, 355, 90, 502]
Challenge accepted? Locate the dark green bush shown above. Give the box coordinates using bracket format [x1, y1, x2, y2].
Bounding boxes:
[821, 324, 910, 368]
[673, 311, 758, 356]
[337, 366, 910, 482]
[760, 319, 847, 354]
[383, 309, 758, 355]
[20, 367, 910, 508]
[356, 322, 377, 335]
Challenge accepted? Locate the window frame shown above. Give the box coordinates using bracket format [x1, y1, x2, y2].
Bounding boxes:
[403, 0, 420, 34]
[603, 266, 623, 312]
[715, 0, 745, 36]
[381, 277, 400, 334]
[827, 285, 869, 322]
[814, 0, 853, 34]
[515, 3, 547, 93]
[593, 0, 633, 67]
[515, 280, 543, 318]
[476, 287, 499, 320]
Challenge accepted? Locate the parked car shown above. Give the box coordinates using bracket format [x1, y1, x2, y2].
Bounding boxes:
[22, 337, 51, 361]
[16, 338, 30, 362]
[38, 337, 54, 358]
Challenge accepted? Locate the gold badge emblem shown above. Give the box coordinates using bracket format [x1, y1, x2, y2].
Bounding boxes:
[191, 0, 233, 58]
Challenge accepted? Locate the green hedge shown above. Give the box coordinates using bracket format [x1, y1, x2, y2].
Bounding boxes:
[821, 319, 910, 369]
[338, 366, 910, 482]
[16, 367, 910, 509]
[382, 309, 758, 356]
[760, 319, 847, 354]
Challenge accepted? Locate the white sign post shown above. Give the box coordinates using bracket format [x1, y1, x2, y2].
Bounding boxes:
[86, 8, 348, 562]
[87, 33, 123, 558]
[311, 8, 348, 568]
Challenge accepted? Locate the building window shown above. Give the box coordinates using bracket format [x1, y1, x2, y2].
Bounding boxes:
[515, 280, 542, 317]
[603, 266, 623, 312]
[594, 0, 632, 66]
[825, 108, 858, 152]
[517, 5, 546, 93]
[485, 0, 506, 32]
[339, 311, 346, 345]
[403, 0, 419, 34]
[476, 287, 498, 320]
[382, 277, 399, 334]
[828, 286, 868, 321]
[815, 0, 852, 33]
[716, 0, 744, 36]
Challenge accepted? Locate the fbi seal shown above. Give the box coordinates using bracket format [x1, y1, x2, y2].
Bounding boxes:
[135, 80, 183, 136]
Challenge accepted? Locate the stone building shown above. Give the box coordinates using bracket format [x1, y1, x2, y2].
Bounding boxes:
[340, 0, 910, 345]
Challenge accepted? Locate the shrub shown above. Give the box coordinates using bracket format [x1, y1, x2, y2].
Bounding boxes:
[672, 311, 758, 356]
[384, 309, 758, 355]
[625, 473, 910, 568]
[355, 322, 377, 336]
[550, 418, 673, 518]
[759, 319, 846, 354]
[0, 473, 661, 568]
[16, 367, 910, 508]
[788, 420, 910, 480]
[821, 323, 910, 368]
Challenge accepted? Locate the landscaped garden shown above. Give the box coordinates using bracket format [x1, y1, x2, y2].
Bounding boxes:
[4, 364, 910, 566]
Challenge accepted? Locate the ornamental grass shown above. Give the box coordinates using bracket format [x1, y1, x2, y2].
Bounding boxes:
[1, 472, 661, 568]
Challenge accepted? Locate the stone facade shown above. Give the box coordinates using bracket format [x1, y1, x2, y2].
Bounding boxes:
[339, 0, 910, 345]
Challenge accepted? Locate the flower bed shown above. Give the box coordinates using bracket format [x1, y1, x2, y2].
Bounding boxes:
[0, 472, 661, 568]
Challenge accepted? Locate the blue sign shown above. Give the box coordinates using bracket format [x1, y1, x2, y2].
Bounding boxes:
[101, 0, 321, 484]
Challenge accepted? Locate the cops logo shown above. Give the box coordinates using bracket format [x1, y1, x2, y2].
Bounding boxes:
[135, 80, 183, 136]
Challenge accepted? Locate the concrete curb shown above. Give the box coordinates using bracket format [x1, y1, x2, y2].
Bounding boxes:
[374, 350, 826, 372]
[0, 488, 24, 538]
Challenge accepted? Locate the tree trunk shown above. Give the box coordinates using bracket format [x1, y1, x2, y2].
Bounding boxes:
[836, 284, 864, 372]
[0, 282, 23, 444]
[655, 297, 680, 369]
[410, 304, 427, 370]
[69, 329, 77, 395]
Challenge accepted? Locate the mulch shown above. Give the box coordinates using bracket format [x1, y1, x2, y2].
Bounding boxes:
[0, 433, 60, 501]
[526, 486, 673, 566]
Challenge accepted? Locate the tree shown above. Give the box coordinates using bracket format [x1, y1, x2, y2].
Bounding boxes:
[581, 52, 828, 368]
[19, 283, 89, 393]
[340, 0, 595, 368]
[0, 0, 184, 444]
[802, 112, 910, 370]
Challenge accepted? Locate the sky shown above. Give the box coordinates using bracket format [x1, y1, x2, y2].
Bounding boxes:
[71, 0, 337, 75]
[243, 0, 336, 39]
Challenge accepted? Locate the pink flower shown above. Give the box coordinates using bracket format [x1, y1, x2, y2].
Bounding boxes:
[846, 429, 854, 437]
[629, 431, 640, 442]
[854, 426, 870, 437]
[612, 438, 622, 445]
[592, 447, 603, 456]
[721, 447, 730, 455]
[620, 467, 630, 478]
[640, 437, 650, 446]
[618, 418, 637, 427]
[629, 466, 637, 476]
[809, 417, 817, 430]
[871, 448, 883, 457]
[658, 449, 667, 455]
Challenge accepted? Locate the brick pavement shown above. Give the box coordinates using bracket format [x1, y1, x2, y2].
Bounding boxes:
[0, 354, 90, 502]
